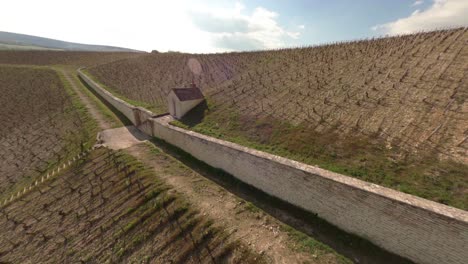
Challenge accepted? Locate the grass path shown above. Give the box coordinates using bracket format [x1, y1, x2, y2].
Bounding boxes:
[57, 66, 122, 130]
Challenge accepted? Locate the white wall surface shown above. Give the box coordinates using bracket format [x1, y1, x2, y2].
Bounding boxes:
[78, 69, 136, 124]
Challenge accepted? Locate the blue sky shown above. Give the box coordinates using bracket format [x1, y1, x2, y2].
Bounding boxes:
[254, 0, 433, 43]
[1, 0, 467, 52]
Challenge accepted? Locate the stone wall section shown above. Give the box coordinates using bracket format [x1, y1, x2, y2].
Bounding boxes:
[78, 69, 136, 124]
[78, 69, 468, 264]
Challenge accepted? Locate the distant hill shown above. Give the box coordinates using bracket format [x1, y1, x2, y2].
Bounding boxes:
[0, 31, 142, 52]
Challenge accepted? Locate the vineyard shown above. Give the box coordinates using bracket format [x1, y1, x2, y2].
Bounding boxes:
[0, 50, 142, 66]
[0, 66, 97, 202]
[86, 28, 468, 209]
[86, 51, 264, 114]
[0, 148, 261, 263]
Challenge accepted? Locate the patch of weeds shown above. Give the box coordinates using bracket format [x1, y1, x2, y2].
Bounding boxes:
[203, 219, 215, 229]
[170, 120, 190, 129]
[244, 201, 260, 213]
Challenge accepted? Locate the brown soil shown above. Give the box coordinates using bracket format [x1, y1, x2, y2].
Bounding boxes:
[99, 126, 149, 150]
[0, 65, 94, 200]
[0, 65, 265, 263]
[124, 142, 347, 264]
[0, 148, 262, 263]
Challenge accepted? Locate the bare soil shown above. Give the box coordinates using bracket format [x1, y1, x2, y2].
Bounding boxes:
[0, 65, 266, 263]
[99, 126, 149, 150]
[0, 65, 96, 201]
[124, 142, 349, 264]
[0, 148, 262, 263]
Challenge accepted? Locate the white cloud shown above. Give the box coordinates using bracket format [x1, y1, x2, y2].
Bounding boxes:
[412, 0, 424, 6]
[411, 9, 421, 16]
[298, 25, 306, 29]
[373, 0, 468, 35]
[1, 0, 221, 53]
[0, 0, 298, 53]
[189, 4, 301, 51]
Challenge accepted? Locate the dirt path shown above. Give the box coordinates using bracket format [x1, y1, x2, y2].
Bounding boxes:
[98, 126, 149, 150]
[123, 142, 336, 264]
[59, 68, 114, 130]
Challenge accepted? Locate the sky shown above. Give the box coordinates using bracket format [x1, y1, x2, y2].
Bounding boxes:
[1, 0, 468, 53]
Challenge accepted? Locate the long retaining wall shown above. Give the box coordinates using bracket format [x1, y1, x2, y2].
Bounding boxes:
[78, 69, 468, 264]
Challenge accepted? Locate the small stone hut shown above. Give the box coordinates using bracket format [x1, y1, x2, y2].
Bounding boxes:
[167, 84, 204, 119]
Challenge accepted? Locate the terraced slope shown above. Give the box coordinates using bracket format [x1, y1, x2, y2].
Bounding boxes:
[0, 148, 261, 263]
[86, 28, 468, 209]
[0, 66, 97, 201]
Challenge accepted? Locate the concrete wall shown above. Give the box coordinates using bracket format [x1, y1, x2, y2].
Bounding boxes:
[78, 69, 137, 124]
[79, 69, 468, 264]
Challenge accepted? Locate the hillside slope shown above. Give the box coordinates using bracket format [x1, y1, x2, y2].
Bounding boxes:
[87, 28, 468, 209]
[0, 31, 141, 52]
[0, 50, 143, 67]
[0, 43, 61, 51]
[0, 66, 97, 202]
[88, 51, 263, 113]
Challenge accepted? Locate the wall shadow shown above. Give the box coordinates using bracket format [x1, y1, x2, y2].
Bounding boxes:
[148, 137, 414, 264]
[124, 126, 150, 141]
[178, 100, 208, 127]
